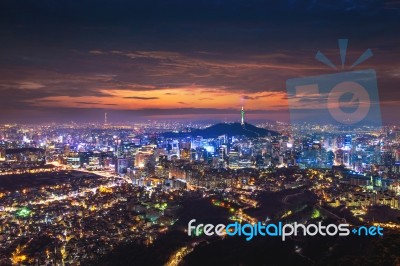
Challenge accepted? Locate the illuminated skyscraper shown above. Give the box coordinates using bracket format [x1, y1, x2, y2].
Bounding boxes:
[241, 105, 245, 125]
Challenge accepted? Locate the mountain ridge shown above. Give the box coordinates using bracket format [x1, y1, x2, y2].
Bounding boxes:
[162, 122, 279, 138]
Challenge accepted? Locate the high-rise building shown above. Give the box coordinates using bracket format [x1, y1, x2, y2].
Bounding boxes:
[115, 157, 133, 174]
[241, 105, 245, 125]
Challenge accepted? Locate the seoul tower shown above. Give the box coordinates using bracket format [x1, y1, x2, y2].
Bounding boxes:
[241, 105, 245, 126]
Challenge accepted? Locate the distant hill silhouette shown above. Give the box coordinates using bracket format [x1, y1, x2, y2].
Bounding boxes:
[162, 122, 279, 138]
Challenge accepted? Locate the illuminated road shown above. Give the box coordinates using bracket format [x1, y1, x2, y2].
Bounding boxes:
[164, 245, 194, 266]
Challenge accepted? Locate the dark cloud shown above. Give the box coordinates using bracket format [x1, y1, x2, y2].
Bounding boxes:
[75, 101, 117, 106]
[242, 93, 278, 100]
[123, 96, 159, 100]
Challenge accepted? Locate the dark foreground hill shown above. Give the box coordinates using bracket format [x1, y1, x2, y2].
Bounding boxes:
[162, 122, 279, 138]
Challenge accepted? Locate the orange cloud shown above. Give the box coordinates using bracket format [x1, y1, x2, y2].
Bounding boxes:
[28, 87, 288, 111]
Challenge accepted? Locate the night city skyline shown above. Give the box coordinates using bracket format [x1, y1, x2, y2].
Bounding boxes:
[0, 0, 400, 123]
[2, 1, 400, 266]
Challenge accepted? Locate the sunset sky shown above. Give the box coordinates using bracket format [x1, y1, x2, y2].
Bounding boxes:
[0, 0, 399, 123]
